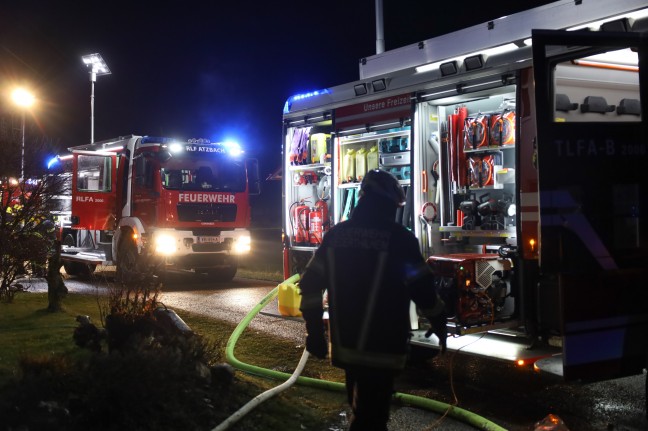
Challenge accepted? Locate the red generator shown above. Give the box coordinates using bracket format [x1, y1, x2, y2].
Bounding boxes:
[427, 254, 515, 331]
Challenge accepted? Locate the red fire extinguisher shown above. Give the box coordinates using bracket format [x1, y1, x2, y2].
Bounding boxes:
[291, 201, 310, 245]
[309, 199, 329, 245]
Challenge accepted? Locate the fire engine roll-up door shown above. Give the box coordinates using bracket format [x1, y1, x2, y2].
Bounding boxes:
[532, 29, 648, 381]
[71, 151, 118, 231]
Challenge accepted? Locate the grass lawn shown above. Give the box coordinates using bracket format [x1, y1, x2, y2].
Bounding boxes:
[0, 292, 348, 430]
[0, 293, 103, 383]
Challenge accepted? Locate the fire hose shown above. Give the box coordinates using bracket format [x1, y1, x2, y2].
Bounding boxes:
[211, 274, 508, 431]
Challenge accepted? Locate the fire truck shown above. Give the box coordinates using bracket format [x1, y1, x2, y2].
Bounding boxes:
[281, 0, 648, 382]
[55, 135, 259, 281]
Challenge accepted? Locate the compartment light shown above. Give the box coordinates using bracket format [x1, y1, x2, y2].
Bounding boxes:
[464, 54, 484, 71]
[440, 61, 458, 76]
[567, 7, 648, 31]
[600, 18, 630, 32]
[416, 43, 518, 74]
[372, 79, 387, 92]
[354, 83, 368, 96]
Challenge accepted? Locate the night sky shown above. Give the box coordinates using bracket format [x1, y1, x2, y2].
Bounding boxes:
[1, 0, 553, 177]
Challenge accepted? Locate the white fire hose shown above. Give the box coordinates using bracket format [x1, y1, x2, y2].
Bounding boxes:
[211, 348, 310, 431]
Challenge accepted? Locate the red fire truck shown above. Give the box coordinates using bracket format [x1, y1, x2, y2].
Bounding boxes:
[56, 135, 259, 281]
[281, 0, 648, 382]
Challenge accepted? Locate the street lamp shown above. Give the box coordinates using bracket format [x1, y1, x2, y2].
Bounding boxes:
[11, 88, 35, 181]
[81, 53, 111, 144]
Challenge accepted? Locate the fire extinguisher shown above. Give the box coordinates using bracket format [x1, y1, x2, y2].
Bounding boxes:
[291, 201, 310, 245]
[309, 199, 329, 245]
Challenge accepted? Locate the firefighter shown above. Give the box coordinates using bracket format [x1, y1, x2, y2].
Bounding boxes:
[299, 168, 447, 431]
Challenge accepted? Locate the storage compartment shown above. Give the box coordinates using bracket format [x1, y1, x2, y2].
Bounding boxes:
[284, 124, 333, 250]
[380, 152, 410, 167]
[335, 128, 411, 225]
[429, 91, 517, 237]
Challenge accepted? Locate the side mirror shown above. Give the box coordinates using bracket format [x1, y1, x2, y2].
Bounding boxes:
[246, 158, 261, 195]
[157, 150, 172, 163]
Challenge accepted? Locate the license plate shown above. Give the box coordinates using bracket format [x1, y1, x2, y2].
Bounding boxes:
[198, 236, 221, 243]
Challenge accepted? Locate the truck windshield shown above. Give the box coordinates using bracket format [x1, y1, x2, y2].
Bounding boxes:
[160, 157, 247, 192]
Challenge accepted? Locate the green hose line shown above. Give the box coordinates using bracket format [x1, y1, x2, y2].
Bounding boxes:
[224, 274, 508, 431]
[224, 275, 345, 392]
[394, 392, 507, 431]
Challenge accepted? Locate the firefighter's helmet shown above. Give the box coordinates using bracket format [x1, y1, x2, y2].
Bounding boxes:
[360, 169, 406, 207]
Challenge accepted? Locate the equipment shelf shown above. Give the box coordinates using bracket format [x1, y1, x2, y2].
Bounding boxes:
[287, 162, 330, 171]
[439, 225, 516, 238]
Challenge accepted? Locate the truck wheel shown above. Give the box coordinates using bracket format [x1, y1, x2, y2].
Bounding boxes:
[63, 261, 96, 277]
[208, 265, 238, 282]
[116, 240, 138, 283]
[63, 234, 75, 247]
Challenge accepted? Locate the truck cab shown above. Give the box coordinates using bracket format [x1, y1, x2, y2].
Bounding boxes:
[62, 135, 259, 281]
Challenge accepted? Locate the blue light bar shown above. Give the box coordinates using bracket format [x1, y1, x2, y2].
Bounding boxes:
[283, 89, 330, 114]
[47, 157, 59, 170]
[141, 136, 177, 145]
[222, 141, 243, 156]
[47, 154, 73, 170]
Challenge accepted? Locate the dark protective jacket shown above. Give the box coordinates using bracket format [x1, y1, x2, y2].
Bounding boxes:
[299, 194, 443, 370]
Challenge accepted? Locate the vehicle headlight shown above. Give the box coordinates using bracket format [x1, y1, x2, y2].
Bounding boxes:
[233, 235, 251, 254]
[154, 234, 177, 255]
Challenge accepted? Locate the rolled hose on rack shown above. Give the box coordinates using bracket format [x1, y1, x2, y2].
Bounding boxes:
[217, 274, 508, 431]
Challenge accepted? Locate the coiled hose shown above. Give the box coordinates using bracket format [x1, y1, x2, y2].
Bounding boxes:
[214, 274, 508, 431]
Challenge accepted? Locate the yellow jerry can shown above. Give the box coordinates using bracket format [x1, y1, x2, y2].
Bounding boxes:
[278, 282, 302, 317]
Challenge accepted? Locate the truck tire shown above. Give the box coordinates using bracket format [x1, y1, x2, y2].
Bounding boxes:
[63, 261, 96, 277]
[116, 240, 138, 283]
[63, 234, 75, 247]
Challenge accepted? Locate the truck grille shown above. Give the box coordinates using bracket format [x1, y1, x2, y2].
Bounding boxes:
[177, 203, 237, 222]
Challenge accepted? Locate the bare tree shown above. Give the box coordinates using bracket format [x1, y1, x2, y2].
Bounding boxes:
[0, 175, 66, 302]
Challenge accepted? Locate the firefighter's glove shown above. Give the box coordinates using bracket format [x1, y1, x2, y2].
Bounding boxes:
[424, 297, 448, 353]
[302, 308, 328, 359]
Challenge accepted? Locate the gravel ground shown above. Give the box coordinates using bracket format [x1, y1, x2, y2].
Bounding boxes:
[21, 271, 647, 431]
